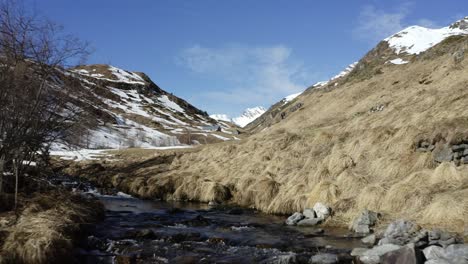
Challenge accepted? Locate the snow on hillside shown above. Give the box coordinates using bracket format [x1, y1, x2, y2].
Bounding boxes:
[232, 107, 266, 127]
[312, 62, 358, 88]
[73, 65, 146, 85]
[209, 114, 230, 122]
[385, 17, 468, 55]
[283, 92, 302, 104]
[211, 106, 266, 128]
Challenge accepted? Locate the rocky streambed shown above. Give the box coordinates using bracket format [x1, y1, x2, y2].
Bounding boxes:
[73, 195, 365, 264]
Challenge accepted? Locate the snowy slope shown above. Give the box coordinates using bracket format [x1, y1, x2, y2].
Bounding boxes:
[55, 64, 240, 152]
[211, 106, 266, 128]
[385, 17, 468, 55]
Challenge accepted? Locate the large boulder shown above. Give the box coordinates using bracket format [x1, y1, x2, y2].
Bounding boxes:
[303, 208, 316, 219]
[350, 209, 380, 234]
[313, 203, 331, 219]
[285, 212, 305, 226]
[381, 243, 424, 264]
[428, 229, 461, 247]
[358, 244, 401, 264]
[423, 244, 468, 264]
[362, 234, 377, 245]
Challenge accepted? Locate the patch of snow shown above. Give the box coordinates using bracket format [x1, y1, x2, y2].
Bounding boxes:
[313, 62, 358, 88]
[389, 58, 409, 65]
[50, 148, 111, 161]
[211, 134, 231, 141]
[210, 114, 231, 122]
[157, 95, 185, 113]
[108, 65, 145, 84]
[385, 18, 468, 55]
[284, 92, 302, 103]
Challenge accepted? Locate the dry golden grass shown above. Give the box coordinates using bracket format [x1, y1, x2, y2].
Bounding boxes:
[0, 192, 103, 264]
[70, 38, 468, 233]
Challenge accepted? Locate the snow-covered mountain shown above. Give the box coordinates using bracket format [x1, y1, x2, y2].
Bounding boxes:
[52, 64, 239, 152]
[385, 17, 468, 56]
[211, 106, 266, 128]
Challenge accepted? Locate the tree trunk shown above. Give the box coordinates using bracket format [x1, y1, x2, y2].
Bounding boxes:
[13, 160, 18, 210]
[0, 156, 4, 194]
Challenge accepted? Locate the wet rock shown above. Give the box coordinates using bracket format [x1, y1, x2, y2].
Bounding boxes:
[433, 145, 454, 163]
[362, 234, 377, 245]
[381, 243, 424, 264]
[285, 212, 305, 226]
[313, 203, 331, 219]
[297, 218, 322, 226]
[303, 208, 316, 219]
[310, 253, 338, 264]
[350, 209, 380, 234]
[359, 244, 401, 264]
[181, 215, 211, 227]
[208, 201, 219, 206]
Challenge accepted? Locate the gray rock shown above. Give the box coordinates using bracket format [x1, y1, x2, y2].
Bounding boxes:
[359, 244, 401, 264]
[444, 244, 468, 263]
[423, 244, 468, 264]
[428, 229, 460, 247]
[362, 234, 377, 245]
[461, 156, 468, 164]
[379, 220, 423, 246]
[351, 248, 368, 257]
[309, 253, 338, 264]
[425, 260, 451, 264]
[423, 245, 446, 260]
[463, 149, 468, 156]
[313, 203, 331, 219]
[350, 209, 379, 234]
[297, 218, 323, 226]
[452, 145, 465, 152]
[381, 243, 423, 264]
[303, 208, 316, 219]
[433, 145, 454, 163]
[285, 212, 305, 226]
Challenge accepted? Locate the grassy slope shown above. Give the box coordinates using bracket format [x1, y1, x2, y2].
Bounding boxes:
[70, 37, 468, 233]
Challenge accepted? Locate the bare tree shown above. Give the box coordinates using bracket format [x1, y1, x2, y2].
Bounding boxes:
[0, 0, 89, 208]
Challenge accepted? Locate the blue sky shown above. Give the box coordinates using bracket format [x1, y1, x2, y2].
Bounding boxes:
[32, 0, 466, 116]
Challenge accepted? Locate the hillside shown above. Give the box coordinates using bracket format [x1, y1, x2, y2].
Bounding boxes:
[53, 64, 240, 153]
[72, 18, 468, 233]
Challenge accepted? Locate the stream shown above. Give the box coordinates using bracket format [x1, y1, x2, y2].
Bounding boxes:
[71, 192, 365, 264]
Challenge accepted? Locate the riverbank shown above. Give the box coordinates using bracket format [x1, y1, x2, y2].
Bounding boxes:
[0, 191, 104, 264]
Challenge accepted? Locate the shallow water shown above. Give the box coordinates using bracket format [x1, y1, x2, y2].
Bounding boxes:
[75, 195, 364, 264]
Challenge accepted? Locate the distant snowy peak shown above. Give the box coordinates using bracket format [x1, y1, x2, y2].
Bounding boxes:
[211, 106, 266, 128]
[385, 17, 468, 55]
[232, 107, 266, 127]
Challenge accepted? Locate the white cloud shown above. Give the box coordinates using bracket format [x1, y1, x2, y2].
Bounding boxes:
[354, 4, 437, 42]
[176, 44, 314, 106]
